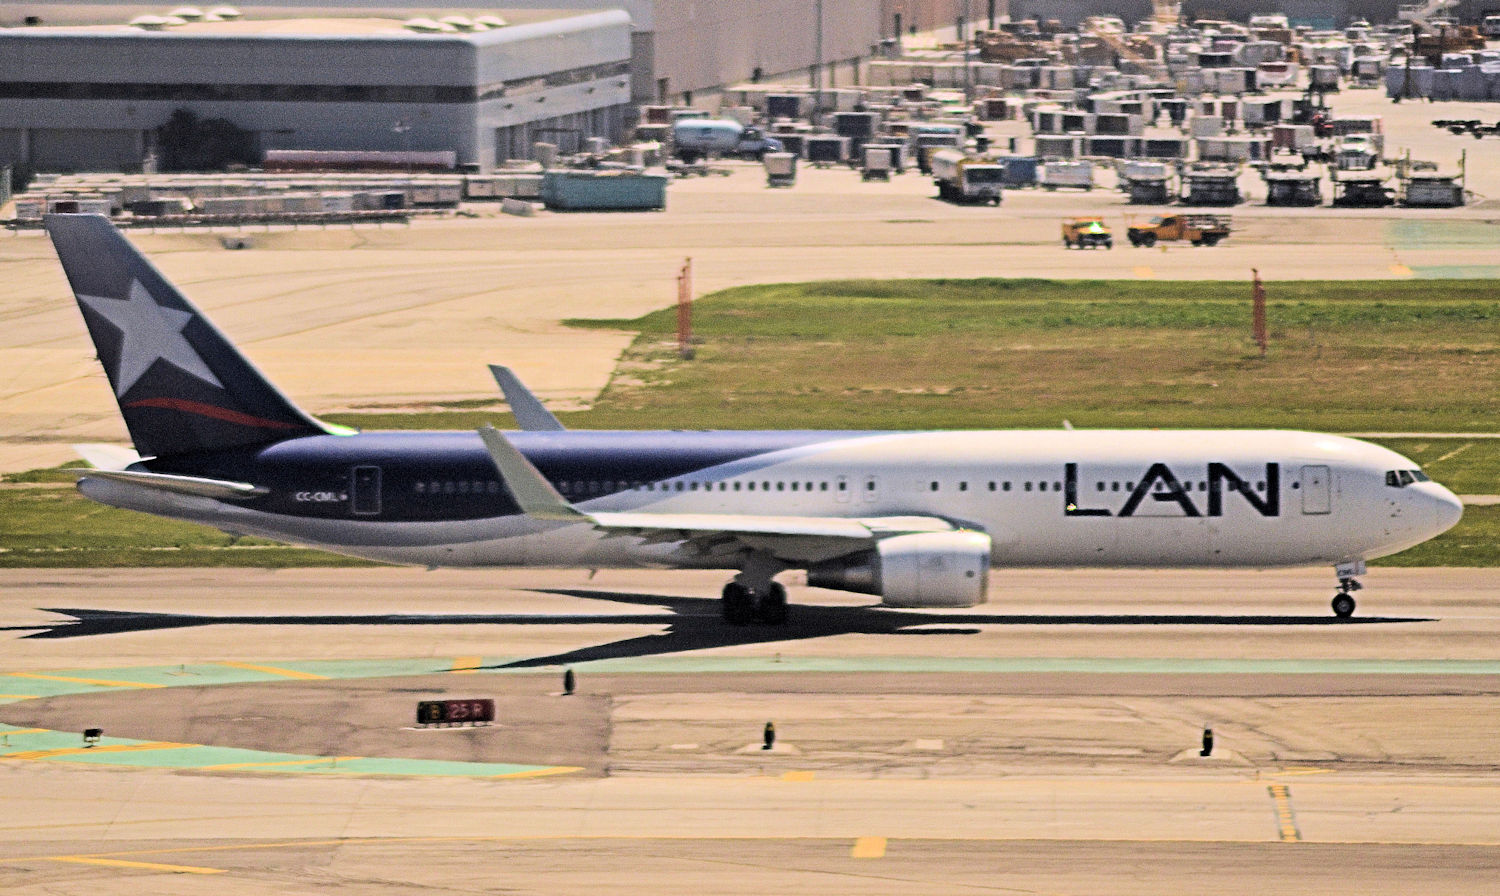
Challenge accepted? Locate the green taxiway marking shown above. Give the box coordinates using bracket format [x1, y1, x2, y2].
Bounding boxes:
[0, 724, 570, 778]
[8, 655, 1500, 775]
[533, 656, 1500, 676]
[1408, 265, 1500, 279]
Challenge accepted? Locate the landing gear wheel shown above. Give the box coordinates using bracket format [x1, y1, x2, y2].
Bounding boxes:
[722, 582, 755, 625]
[1331, 593, 1356, 618]
[756, 583, 789, 625]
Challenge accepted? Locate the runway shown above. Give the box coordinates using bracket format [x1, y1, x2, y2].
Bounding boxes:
[2, 567, 1499, 894]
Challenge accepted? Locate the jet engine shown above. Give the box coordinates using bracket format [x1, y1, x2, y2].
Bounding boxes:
[807, 531, 991, 608]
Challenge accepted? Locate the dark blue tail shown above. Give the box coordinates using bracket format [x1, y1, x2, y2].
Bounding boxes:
[46, 214, 332, 458]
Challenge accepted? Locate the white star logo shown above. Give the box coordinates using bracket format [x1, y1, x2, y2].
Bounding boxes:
[78, 280, 224, 397]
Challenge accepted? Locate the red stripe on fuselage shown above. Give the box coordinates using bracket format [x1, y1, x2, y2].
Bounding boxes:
[124, 397, 302, 430]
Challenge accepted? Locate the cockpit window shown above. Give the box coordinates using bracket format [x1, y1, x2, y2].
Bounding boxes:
[1385, 469, 1429, 487]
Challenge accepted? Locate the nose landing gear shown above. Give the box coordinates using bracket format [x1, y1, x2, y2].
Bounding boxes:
[1332, 560, 1366, 619]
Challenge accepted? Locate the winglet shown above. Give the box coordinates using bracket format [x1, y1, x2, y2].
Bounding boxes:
[477, 425, 587, 522]
[488, 365, 565, 432]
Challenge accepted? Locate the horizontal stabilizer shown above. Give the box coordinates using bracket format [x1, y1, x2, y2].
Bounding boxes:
[70, 468, 267, 500]
[71, 443, 146, 472]
[489, 365, 565, 432]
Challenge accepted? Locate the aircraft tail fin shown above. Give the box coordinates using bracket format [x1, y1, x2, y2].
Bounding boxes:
[46, 214, 333, 458]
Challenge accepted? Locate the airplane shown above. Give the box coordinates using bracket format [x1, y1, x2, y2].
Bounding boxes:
[45, 213, 1463, 624]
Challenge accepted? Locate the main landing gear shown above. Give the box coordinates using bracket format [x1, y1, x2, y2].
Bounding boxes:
[721, 581, 789, 626]
[1332, 560, 1366, 619]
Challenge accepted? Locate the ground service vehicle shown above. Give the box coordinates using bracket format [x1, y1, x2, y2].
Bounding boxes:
[930, 150, 1004, 204]
[1062, 217, 1112, 248]
[671, 119, 783, 163]
[1127, 214, 1231, 247]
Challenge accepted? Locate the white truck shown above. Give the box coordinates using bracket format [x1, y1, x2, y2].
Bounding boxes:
[930, 149, 1005, 205]
[1039, 160, 1095, 191]
[670, 119, 784, 164]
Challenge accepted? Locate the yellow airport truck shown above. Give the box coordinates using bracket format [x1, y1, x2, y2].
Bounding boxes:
[1062, 216, 1112, 249]
[1126, 214, 1231, 247]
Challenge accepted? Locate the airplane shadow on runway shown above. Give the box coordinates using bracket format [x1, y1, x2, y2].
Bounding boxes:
[5, 590, 1432, 667]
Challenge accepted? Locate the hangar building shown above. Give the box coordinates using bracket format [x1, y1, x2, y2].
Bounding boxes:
[0, 10, 634, 172]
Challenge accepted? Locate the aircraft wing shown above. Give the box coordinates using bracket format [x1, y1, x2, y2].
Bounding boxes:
[69, 468, 268, 500]
[478, 425, 954, 561]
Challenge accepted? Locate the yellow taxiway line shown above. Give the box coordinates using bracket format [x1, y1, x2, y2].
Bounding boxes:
[7, 672, 162, 689]
[47, 856, 226, 875]
[851, 836, 887, 858]
[218, 661, 327, 680]
[3, 741, 192, 761]
[451, 656, 483, 674]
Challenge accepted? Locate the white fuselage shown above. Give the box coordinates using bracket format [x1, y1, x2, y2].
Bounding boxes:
[84, 430, 1463, 573]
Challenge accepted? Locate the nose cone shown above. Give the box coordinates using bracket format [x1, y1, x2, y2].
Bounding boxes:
[1432, 487, 1464, 535]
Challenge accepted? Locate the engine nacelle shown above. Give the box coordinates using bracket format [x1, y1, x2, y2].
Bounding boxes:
[807, 531, 991, 608]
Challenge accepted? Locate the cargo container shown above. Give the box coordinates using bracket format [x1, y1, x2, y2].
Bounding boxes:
[540, 170, 668, 211]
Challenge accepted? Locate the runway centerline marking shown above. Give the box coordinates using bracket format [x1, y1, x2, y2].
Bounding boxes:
[851, 836, 887, 858]
[7, 672, 163, 689]
[46, 856, 226, 875]
[1268, 784, 1301, 842]
[781, 770, 815, 782]
[451, 656, 483, 674]
[218, 661, 327, 680]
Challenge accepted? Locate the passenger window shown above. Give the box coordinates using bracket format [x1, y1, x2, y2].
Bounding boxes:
[415, 482, 425, 494]
[838, 480, 848, 491]
[1024, 482, 1032, 492]
[820, 482, 828, 491]
[930, 481, 939, 492]
[959, 481, 968, 491]
[1003, 482, 1011, 491]
[1097, 482, 1105, 491]
[988, 481, 996, 491]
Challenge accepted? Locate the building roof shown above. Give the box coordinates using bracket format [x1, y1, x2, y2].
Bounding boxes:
[5, 9, 604, 41]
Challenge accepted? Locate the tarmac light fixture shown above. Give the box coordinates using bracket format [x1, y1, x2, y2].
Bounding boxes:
[83, 728, 102, 748]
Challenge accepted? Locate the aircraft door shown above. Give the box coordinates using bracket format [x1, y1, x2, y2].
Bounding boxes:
[862, 474, 880, 503]
[836, 475, 851, 503]
[351, 465, 382, 516]
[1300, 465, 1330, 515]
